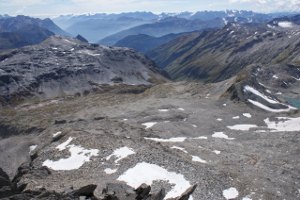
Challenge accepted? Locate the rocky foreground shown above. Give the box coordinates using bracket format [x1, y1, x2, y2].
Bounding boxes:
[0, 77, 300, 199]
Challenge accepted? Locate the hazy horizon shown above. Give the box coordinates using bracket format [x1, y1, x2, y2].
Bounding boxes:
[1, 0, 300, 18]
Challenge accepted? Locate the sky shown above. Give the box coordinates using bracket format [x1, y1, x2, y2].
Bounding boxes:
[1, 0, 300, 18]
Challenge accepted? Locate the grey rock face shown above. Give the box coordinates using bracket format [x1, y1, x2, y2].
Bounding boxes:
[0, 36, 166, 104]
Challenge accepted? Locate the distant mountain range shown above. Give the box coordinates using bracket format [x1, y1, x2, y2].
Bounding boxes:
[99, 17, 224, 45]
[53, 12, 158, 42]
[0, 15, 69, 50]
[54, 10, 287, 44]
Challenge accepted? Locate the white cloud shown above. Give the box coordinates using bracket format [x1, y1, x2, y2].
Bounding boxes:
[229, 0, 300, 12]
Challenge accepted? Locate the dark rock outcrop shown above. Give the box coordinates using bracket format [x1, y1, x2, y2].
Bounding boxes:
[101, 183, 196, 200]
[76, 34, 89, 43]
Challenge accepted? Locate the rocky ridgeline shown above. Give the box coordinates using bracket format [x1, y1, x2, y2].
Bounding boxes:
[0, 36, 166, 105]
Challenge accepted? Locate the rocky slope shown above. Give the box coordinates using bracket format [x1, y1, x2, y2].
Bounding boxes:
[0, 36, 166, 104]
[0, 79, 299, 200]
[148, 20, 300, 82]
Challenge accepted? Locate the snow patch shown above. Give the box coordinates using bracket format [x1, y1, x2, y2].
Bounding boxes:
[142, 122, 157, 129]
[171, 146, 188, 153]
[244, 85, 278, 104]
[227, 124, 258, 131]
[212, 132, 235, 140]
[232, 116, 240, 119]
[104, 168, 118, 174]
[117, 162, 192, 199]
[217, 118, 223, 121]
[53, 131, 62, 137]
[223, 187, 239, 199]
[194, 136, 208, 140]
[178, 108, 185, 111]
[56, 137, 73, 151]
[243, 113, 252, 118]
[242, 197, 252, 200]
[29, 145, 37, 154]
[278, 21, 294, 28]
[273, 75, 279, 79]
[145, 137, 187, 143]
[159, 109, 169, 112]
[192, 156, 207, 164]
[43, 143, 99, 171]
[213, 150, 221, 155]
[106, 147, 135, 163]
[264, 117, 300, 132]
[248, 99, 296, 113]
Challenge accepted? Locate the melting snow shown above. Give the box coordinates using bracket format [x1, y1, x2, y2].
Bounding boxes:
[213, 150, 221, 155]
[145, 137, 187, 143]
[29, 145, 37, 153]
[227, 124, 258, 131]
[243, 113, 252, 118]
[171, 146, 188, 153]
[244, 85, 278, 104]
[278, 21, 294, 28]
[104, 168, 118, 174]
[212, 132, 235, 140]
[192, 124, 197, 128]
[223, 187, 239, 199]
[53, 131, 62, 137]
[232, 116, 240, 119]
[245, 85, 297, 112]
[242, 197, 252, 200]
[217, 118, 223, 121]
[159, 109, 169, 112]
[142, 122, 157, 129]
[56, 137, 73, 151]
[106, 147, 135, 163]
[273, 75, 279, 79]
[79, 49, 101, 56]
[194, 136, 208, 140]
[178, 108, 185, 111]
[264, 117, 300, 132]
[117, 162, 192, 199]
[248, 99, 296, 113]
[43, 142, 99, 170]
[192, 156, 207, 163]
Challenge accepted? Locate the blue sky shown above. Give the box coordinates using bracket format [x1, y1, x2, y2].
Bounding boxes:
[1, 0, 300, 17]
